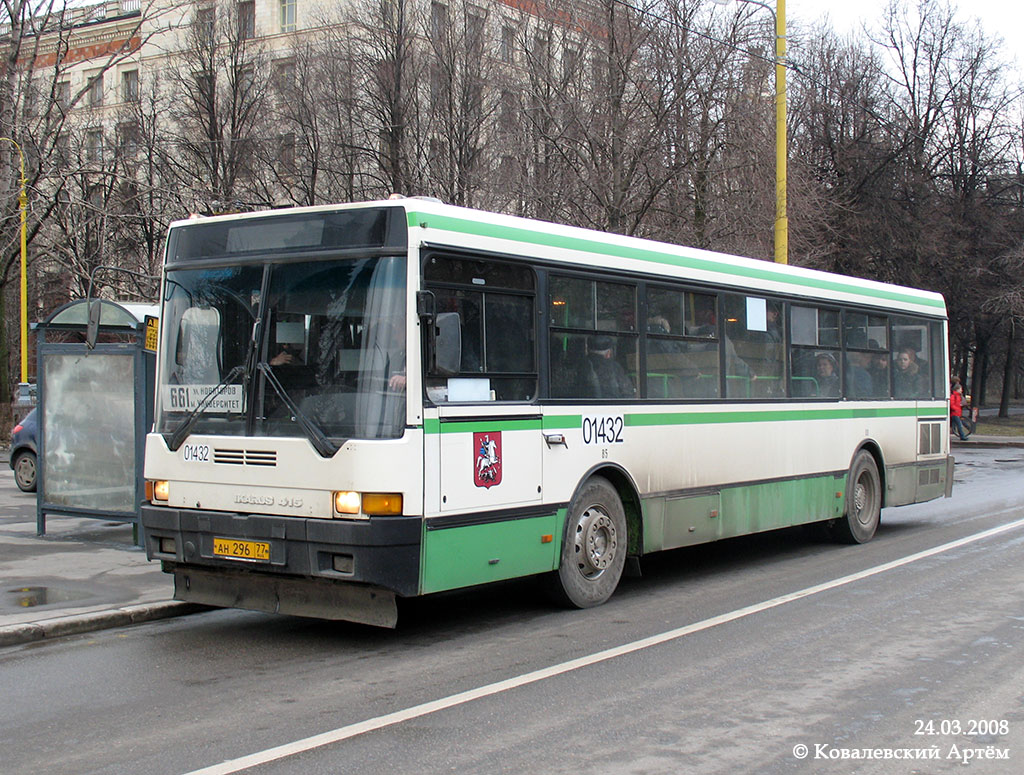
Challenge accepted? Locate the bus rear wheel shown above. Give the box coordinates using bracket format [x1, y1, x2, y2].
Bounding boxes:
[833, 450, 881, 544]
[551, 476, 627, 608]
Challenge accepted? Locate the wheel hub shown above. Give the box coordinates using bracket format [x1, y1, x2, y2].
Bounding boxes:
[854, 482, 866, 514]
[575, 508, 618, 578]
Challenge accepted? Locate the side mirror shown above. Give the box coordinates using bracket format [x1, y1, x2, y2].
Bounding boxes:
[434, 312, 462, 376]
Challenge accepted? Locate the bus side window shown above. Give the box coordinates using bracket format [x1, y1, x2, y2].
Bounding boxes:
[723, 294, 785, 398]
[424, 255, 538, 402]
[892, 317, 931, 398]
[790, 305, 839, 398]
[549, 275, 637, 400]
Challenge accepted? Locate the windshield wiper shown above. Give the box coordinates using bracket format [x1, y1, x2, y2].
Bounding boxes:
[164, 365, 245, 452]
[256, 361, 339, 458]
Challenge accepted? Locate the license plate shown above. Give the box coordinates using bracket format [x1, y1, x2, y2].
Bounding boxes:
[213, 537, 270, 561]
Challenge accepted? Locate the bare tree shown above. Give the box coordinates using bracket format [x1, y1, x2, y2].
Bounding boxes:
[345, 0, 427, 197]
[164, 2, 270, 213]
[1, 0, 163, 405]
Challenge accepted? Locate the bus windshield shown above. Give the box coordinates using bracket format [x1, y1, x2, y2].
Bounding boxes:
[156, 255, 407, 445]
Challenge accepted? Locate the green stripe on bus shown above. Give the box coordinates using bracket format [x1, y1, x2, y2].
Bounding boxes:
[426, 406, 946, 434]
[407, 211, 946, 310]
[429, 418, 544, 434]
[625, 405, 928, 427]
[542, 405, 942, 430]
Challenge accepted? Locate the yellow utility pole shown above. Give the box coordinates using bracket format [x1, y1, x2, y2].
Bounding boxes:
[774, 0, 787, 265]
[714, 0, 788, 264]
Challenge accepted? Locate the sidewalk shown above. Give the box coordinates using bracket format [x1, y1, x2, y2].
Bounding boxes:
[0, 456, 204, 647]
[2, 436, 1022, 648]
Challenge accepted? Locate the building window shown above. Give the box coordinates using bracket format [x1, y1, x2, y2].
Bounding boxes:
[117, 121, 141, 158]
[86, 128, 104, 163]
[274, 59, 296, 92]
[196, 70, 215, 100]
[467, 10, 485, 60]
[501, 25, 515, 64]
[87, 72, 103, 108]
[53, 133, 71, 169]
[531, 34, 550, 71]
[280, 0, 296, 32]
[238, 0, 255, 39]
[122, 70, 139, 103]
[196, 5, 215, 42]
[562, 46, 579, 84]
[430, 2, 448, 42]
[277, 132, 296, 172]
[56, 81, 71, 111]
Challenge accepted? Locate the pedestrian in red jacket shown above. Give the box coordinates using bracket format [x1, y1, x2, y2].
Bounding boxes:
[950, 380, 969, 440]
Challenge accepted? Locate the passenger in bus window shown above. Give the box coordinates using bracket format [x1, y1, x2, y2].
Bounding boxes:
[894, 346, 922, 398]
[845, 351, 873, 398]
[647, 311, 680, 355]
[687, 301, 716, 337]
[270, 343, 300, 365]
[647, 312, 671, 337]
[586, 336, 635, 398]
[867, 341, 890, 397]
[815, 352, 840, 397]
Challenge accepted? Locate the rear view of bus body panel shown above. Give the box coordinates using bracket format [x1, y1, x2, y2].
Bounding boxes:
[141, 432, 424, 627]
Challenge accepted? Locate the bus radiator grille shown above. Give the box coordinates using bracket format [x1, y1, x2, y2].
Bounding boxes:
[213, 448, 278, 467]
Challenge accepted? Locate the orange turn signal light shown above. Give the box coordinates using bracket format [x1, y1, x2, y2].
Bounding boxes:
[362, 493, 403, 516]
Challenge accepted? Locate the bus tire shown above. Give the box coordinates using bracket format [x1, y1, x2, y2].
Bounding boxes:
[834, 450, 881, 544]
[551, 476, 627, 608]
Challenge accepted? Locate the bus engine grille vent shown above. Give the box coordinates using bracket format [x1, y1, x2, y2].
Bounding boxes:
[918, 422, 943, 455]
[213, 448, 278, 467]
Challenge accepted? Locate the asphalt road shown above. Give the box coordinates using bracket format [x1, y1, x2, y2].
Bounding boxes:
[2, 445, 1022, 775]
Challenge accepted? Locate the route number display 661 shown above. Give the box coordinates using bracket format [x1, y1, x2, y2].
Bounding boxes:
[582, 414, 624, 445]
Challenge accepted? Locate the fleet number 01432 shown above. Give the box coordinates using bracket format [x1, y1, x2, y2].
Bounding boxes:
[582, 414, 624, 445]
[182, 444, 210, 462]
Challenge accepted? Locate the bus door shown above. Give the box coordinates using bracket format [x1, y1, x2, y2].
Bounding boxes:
[435, 403, 543, 513]
[422, 253, 542, 514]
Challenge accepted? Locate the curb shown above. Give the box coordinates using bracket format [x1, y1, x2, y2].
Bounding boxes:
[0, 601, 209, 647]
[952, 439, 1024, 449]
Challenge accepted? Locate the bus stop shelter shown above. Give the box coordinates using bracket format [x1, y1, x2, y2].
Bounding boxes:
[34, 299, 158, 536]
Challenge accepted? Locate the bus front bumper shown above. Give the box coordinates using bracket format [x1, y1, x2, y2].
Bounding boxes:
[141, 505, 421, 626]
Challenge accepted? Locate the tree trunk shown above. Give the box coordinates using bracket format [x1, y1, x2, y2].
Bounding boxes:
[999, 320, 1015, 418]
[0, 288, 9, 407]
[971, 338, 986, 407]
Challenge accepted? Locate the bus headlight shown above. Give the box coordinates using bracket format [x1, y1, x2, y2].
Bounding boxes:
[147, 480, 170, 502]
[333, 491, 361, 515]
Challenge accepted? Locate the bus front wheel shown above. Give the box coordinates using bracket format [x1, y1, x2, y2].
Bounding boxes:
[834, 450, 881, 544]
[551, 476, 627, 608]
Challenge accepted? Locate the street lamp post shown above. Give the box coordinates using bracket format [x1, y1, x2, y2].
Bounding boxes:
[1, 136, 32, 403]
[714, 0, 788, 265]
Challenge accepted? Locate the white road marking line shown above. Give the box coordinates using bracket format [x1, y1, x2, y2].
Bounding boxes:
[184, 516, 1024, 775]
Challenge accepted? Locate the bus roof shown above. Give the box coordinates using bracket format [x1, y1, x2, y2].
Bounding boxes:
[168, 199, 946, 317]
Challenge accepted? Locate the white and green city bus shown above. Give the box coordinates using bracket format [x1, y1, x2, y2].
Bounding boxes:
[141, 198, 952, 626]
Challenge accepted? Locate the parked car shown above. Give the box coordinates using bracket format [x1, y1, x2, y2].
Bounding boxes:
[10, 408, 37, 493]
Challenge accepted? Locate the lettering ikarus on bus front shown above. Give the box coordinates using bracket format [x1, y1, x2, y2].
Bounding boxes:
[473, 431, 502, 488]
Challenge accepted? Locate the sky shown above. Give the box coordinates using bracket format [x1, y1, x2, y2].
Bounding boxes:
[787, 0, 1024, 67]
